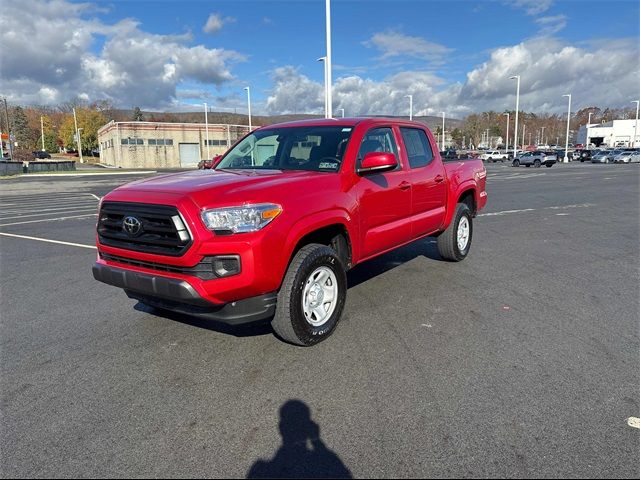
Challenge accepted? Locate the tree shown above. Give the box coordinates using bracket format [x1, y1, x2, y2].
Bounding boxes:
[12, 106, 31, 149]
[59, 108, 106, 153]
[132, 107, 144, 121]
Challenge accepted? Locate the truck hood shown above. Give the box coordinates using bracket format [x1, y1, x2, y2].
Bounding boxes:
[111, 169, 339, 208]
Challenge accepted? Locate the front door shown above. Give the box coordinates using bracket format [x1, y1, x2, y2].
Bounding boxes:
[355, 127, 413, 259]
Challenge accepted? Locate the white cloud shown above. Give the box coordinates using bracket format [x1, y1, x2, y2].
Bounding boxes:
[264, 37, 639, 118]
[534, 15, 567, 35]
[203, 13, 235, 34]
[0, 0, 245, 108]
[364, 30, 453, 64]
[507, 0, 554, 15]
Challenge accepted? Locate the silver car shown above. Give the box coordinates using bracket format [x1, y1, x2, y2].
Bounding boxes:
[614, 151, 640, 163]
[592, 150, 621, 163]
[513, 151, 557, 168]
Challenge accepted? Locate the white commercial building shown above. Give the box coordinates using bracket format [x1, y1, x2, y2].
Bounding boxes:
[577, 119, 639, 148]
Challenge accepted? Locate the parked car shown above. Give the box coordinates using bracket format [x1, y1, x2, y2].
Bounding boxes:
[479, 150, 508, 163]
[198, 155, 222, 169]
[574, 149, 592, 162]
[93, 118, 488, 346]
[592, 149, 623, 163]
[513, 151, 557, 168]
[614, 150, 640, 163]
[32, 150, 52, 159]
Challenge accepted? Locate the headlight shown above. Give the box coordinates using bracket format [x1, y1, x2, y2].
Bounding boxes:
[201, 203, 282, 234]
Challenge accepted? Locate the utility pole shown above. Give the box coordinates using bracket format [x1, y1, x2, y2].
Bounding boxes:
[318, 56, 328, 118]
[41, 116, 45, 151]
[563, 94, 571, 162]
[73, 108, 83, 163]
[325, 0, 333, 118]
[404, 95, 413, 121]
[244, 87, 252, 131]
[510, 75, 521, 157]
[3, 98, 14, 160]
[503, 112, 510, 153]
[522, 124, 526, 148]
[204, 102, 210, 159]
[541, 126, 545, 146]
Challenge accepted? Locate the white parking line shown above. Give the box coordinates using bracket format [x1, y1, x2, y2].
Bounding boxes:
[0, 232, 96, 249]
[0, 213, 98, 227]
[628, 417, 640, 429]
[480, 203, 595, 217]
[0, 202, 98, 213]
[0, 208, 98, 221]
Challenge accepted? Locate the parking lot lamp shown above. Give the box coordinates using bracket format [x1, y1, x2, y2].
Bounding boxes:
[325, 0, 333, 118]
[338, 108, 345, 118]
[404, 95, 413, 121]
[204, 103, 210, 159]
[441, 112, 445, 150]
[76, 128, 83, 162]
[40, 116, 45, 151]
[503, 112, 509, 153]
[563, 94, 571, 162]
[632, 100, 639, 148]
[317, 57, 328, 118]
[522, 124, 526, 148]
[509, 75, 520, 157]
[244, 87, 252, 131]
[541, 126, 545, 147]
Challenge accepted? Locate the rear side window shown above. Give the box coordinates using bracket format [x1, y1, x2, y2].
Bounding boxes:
[400, 128, 433, 168]
[356, 127, 398, 170]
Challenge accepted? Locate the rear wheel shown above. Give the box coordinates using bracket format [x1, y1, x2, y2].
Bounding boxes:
[513, 159, 520, 167]
[271, 244, 347, 346]
[534, 159, 541, 168]
[437, 203, 473, 262]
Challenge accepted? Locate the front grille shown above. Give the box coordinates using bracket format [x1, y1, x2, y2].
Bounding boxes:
[98, 202, 192, 256]
[100, 253, 217, 280]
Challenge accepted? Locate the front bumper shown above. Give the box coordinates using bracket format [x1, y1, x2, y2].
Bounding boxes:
[92, 263, 276, 324]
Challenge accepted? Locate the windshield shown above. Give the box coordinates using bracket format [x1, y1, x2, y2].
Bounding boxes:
[216, 126, 353, 172]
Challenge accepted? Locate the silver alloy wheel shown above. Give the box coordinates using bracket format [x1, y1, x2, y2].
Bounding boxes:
[457, 216, 470, 252]
[302, 266, 338, 327]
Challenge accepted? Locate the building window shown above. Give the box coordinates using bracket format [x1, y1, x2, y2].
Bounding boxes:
[205, 139, 228, 146]
[121, 138, 144, 145]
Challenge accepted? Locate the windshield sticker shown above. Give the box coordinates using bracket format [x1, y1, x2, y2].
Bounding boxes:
[319, 162, 339, 170]
[341, 128, 352, 132]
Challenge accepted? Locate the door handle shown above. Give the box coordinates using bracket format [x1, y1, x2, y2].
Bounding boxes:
[434, 175, 445, 183]
[398, 181, 411, 191]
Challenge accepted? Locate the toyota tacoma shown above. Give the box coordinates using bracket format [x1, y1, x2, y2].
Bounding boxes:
[93, 118, 487, 346]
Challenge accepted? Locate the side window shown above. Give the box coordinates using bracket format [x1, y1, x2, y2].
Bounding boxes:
[356, 127, 398, 170]
[400, 128, 433, 168]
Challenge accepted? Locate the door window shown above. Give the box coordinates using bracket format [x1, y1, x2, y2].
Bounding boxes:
[399, 128, 434, 168]
[356, 127, 398, 170]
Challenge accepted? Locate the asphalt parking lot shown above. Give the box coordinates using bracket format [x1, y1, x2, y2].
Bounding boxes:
[1, 163, 638, 478]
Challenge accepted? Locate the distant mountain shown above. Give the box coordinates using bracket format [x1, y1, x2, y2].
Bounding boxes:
[108, 109, 461, 131]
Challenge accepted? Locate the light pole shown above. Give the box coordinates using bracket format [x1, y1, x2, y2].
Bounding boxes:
[404, 95, 413, 121]
[509, 75, 520, 158]
[244, 87, 252, 131]
[325, 0, 333, 118]
[441, 112, 445, 151]
[503, 112, 510, 153]
[522, 124, 526, 148]
[485, 128, 490, 148]
[204, 102, 210, 159]
[338, 108, 345, 118]
[632, 100, 639, 148]
[317, 56, 328, 118]
[73, 107, 83, 163]
[541, 126, 545, 147]
[76, 128, 83, 163]
[40, 115, 45, 151]
[563, 94, 571, 162]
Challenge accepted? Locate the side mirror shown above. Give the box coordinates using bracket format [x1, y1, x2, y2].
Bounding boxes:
[358, 152, 397, 174]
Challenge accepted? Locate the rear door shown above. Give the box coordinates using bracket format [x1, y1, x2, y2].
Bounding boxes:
[355, 126, 413, 259]
[398, 127, 447, 237]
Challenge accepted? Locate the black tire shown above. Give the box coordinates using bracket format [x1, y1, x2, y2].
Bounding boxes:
[513, 159, 520, 167]
[488, 157, 492, 162]
[437, 203, 473, 262]
[534, 159, 541, 168]
[545, 163, 553, 168]
[271, 243, 347, 346]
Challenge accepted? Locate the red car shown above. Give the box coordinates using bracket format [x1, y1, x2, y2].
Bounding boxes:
[197, 155, 221, 169]
[93, 118, 487, 345]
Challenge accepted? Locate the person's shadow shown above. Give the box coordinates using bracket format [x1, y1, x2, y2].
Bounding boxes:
[247, 400, 352, 479]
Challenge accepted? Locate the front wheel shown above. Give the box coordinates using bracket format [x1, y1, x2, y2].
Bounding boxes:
[437, 203, 473, 262]
[272, 244, 347, 346]
[513, 159, 520, 167]
[534, 159, 541, 168]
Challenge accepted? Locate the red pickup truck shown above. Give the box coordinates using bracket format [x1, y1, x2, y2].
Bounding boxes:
[93, 118, 487, 345]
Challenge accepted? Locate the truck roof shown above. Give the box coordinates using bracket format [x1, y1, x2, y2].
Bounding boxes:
[260, 117, 430, 130]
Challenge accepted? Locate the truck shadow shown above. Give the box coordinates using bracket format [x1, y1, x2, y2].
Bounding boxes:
[133, 236, 440, 337]
[246, 399, 352, 479]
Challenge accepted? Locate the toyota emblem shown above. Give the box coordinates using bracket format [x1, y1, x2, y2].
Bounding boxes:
[122, 216, 143, 236]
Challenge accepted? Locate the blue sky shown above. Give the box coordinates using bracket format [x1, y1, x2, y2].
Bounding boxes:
[2, 0, 639, 116]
